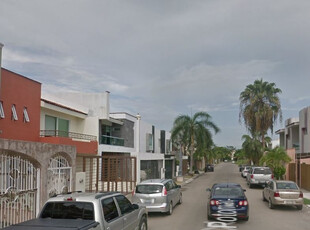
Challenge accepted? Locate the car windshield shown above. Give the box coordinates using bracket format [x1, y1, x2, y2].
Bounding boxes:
[276, 182, 298, 190]
[136, 185, 163, 194]
[213, 187, 243, 197]
[253, 168, 272, 174]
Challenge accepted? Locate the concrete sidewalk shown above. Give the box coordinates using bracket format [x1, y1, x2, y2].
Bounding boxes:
[301, 189, 310, 200]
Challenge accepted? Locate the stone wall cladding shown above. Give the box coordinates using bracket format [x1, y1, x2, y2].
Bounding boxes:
[0, 138, 76, 208]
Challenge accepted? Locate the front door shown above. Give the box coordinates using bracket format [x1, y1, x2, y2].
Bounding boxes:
[47, 155, 71, 198]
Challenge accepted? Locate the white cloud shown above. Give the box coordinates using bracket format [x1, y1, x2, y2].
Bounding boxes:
[1, 0, 310, 147]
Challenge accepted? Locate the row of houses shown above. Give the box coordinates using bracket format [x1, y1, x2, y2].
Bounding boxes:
[0, 44, 185, 228]
[276, 107, 310, 191]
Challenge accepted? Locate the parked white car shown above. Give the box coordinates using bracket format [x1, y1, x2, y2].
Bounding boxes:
[132, 179, 182, 215]
[241, 166, 251, 178]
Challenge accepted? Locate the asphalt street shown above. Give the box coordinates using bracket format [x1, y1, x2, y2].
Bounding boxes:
[147, 162, 310, 230]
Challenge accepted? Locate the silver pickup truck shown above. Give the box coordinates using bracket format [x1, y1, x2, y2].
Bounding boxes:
[4, 192, 148, 230]
[246, 167, 273, 188]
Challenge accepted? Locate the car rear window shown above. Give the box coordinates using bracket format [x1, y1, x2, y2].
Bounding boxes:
[276, 182, 298, 190]
[253, 168, 272, 174]
[213, 187, 244, 197]
[136, 184, 163, 194]
[41, 202, 94, 220]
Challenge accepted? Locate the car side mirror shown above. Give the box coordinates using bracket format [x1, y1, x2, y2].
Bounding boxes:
[243, 189, 246, 192]
[176, 185, 181, 189]
[132, 204, 139, 210]
[206, 188, 211, 192]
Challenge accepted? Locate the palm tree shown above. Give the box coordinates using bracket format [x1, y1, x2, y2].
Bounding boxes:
[241, 133, 263, 165]
[171, 111, 220, 173]
[260, 147, 292, 179]
[239, 79, 282, 147]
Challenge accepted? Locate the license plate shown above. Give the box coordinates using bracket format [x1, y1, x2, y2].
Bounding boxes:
[143, 199, 154, 204]
[284, 200, 295, 204]
[221, 201, 234, 207]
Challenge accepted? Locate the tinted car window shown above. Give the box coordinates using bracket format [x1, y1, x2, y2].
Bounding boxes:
[102, 197, 119, 222]
[166, 181, 174, 191]
[270, 182, 274, 190]
[115, 195, 134, 214]
[253, 168, 272, 174]
[41, 202, 94, 220]
[213, 187, 243, 197]
[276, 182, 298, 190]
[136, 184, 163, 194]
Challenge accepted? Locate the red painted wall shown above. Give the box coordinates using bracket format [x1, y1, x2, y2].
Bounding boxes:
[40, 136, 98, 155]
[0, 68, 41, 142]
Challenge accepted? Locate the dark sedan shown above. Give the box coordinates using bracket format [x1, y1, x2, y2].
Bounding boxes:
[205, 164, 214, 172]
[206, 183, 249, 221]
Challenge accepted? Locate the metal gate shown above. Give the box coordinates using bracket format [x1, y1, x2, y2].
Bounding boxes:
[0, 154, 38, 229]
[47, 155, 72, 198]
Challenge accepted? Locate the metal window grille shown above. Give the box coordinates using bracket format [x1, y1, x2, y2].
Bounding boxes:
[0, 101, 4, 118]
[11, 105, 18, 121]
[23, 107, 30, 122]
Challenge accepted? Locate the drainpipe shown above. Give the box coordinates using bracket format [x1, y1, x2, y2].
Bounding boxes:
[0, 43, 3, 98]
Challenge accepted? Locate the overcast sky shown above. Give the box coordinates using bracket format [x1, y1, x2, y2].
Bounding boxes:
[1, 0, 310, 148]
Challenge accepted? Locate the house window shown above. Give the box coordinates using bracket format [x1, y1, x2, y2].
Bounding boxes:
[45, 115, 69, 137]
[146, 133, 154, 152]
[23, 107, 30, 122]
[0, 101, 4, 118]
[12, 104, 18, 121]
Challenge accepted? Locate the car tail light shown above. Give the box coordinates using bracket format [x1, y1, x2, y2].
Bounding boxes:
[271, 174, 274, 179]
[210, 200, 219, 206]
[132, 189, 135, 196]
[274, 192, 280, 197]
[299, 192, 303, 198]
[250, 175, 254, 179]
[238, 200, 248, 206]
[162, 187, 167, 196]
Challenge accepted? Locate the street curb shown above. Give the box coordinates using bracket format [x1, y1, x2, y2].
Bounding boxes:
[181, 172, 206, 187]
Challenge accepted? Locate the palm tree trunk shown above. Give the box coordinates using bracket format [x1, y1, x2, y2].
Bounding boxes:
[190, 134, 195, 173]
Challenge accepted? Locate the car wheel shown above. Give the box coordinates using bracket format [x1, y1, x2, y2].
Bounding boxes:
[167, 201, 173, 215]
[262, 192, 267, 201]
[178, 193, 182, 204]
[268, 199, 274, 209]
[249, 183, 253, 188]
[207, 208, 212, 220]
[297, 205, 303, 210]
[139, 216, 147, 230]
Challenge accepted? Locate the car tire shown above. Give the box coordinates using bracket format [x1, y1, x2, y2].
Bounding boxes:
[268, 199, 274, 209]
[249, 183, 253, 188]
[262, 192, 267, 201]
[207, 208, 212, 220]
[178, 193, 182, 204]
[167, 201, 173, 215]
[297, 205, 303, 210]
[139, 216, 147, 230]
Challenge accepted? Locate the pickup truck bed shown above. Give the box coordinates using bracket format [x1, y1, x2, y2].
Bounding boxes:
[3, 218, 99, 230]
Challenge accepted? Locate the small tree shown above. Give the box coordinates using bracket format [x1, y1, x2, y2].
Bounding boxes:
[260, 147, 291, 179]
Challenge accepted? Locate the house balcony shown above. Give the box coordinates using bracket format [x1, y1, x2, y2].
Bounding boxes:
[40, 130, 98, 155]
[100, 135, 124, 146]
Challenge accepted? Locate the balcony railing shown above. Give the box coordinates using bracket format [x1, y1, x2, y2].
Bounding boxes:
[40, 130, 97, 141]
[100, 135, 124, 146]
